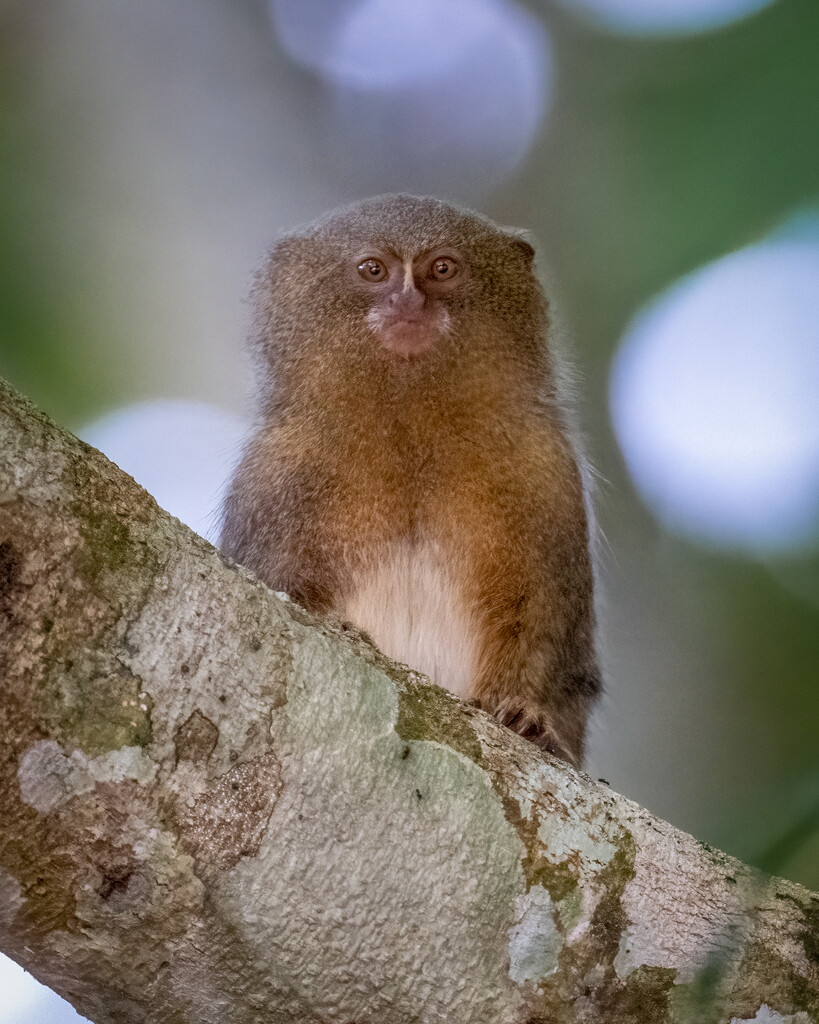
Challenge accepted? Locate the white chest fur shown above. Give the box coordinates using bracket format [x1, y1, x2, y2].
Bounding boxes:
[338, 541, 477, 699]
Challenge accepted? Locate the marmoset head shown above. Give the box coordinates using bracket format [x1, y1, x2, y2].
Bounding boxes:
[251, 194, 549, 403]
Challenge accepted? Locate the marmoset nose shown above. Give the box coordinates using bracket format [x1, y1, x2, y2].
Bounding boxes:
[388, 287, 425, 317]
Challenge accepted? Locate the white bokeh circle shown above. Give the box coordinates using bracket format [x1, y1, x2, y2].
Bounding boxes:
[269, 0, 549, 193]
[328, 0, 540, 91]
[610, 228, 819, 553]
[80, 401, 250, 541]
[557, 0, 775, 36]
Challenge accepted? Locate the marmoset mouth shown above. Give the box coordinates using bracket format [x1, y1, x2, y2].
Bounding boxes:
[371, 307, 451, 358]
[379, 320, 444, 357]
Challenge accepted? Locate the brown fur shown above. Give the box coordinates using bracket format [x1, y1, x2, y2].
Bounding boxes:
[221, 194, 601, 765]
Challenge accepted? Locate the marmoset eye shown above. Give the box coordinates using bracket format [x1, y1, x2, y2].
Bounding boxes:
[429, 257, 459, 281]
[357, 258, 388, 282]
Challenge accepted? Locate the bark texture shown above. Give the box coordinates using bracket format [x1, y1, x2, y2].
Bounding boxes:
[0, 375, 817, 1024]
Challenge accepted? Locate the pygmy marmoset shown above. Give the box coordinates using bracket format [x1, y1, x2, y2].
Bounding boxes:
[221, 194, 601, 765]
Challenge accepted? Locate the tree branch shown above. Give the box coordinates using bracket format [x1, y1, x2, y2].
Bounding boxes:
[0, 376, 816, 1024]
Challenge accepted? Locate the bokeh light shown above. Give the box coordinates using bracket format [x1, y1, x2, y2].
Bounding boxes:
[80, 401, 249, 541]
[270, 0, 550, 194]
[557, 0, 775, 35]
[610, 221, 819, 554]
[267, 0, 353, 74]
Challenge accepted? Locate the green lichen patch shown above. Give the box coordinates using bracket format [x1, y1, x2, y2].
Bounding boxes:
[75, 508, 132, 583]
[44, 655, 152, 756]
[64, 435, 171, 616]
[528, 963, 677, 1024]
[0, 442, 172, 756]
[1, 489, 155, 755]
[530, 833, 675, 1023]
[719, 941, 819, 1022]
[556, 884, 583, 934]
[571, 836, 639, 978]
[72, 502, 165, 618]
[495, 788, 578, 902]
[395, 679, 483, 766]
[611, 965, 678, 1022]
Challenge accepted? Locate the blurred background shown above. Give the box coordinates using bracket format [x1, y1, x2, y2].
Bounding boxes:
[1, 0, 817, 1018]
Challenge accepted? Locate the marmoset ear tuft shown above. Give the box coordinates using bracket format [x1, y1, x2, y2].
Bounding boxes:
[505, 229, 536, 263]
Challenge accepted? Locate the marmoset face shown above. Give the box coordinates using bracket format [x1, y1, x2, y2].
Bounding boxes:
[254, 194, 542, 380]
[351, 247, 469, 357]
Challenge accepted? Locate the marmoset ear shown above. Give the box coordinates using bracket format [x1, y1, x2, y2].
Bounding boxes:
[504, 228, 536, 263]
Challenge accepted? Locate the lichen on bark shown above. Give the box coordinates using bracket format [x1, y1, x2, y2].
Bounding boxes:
[1, 375, 818, 1024]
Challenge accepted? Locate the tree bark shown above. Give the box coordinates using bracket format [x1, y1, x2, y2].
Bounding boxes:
[0, 376, 816, 1024]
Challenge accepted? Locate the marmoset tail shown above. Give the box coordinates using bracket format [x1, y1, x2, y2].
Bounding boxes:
[221, 193, 601, 765]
